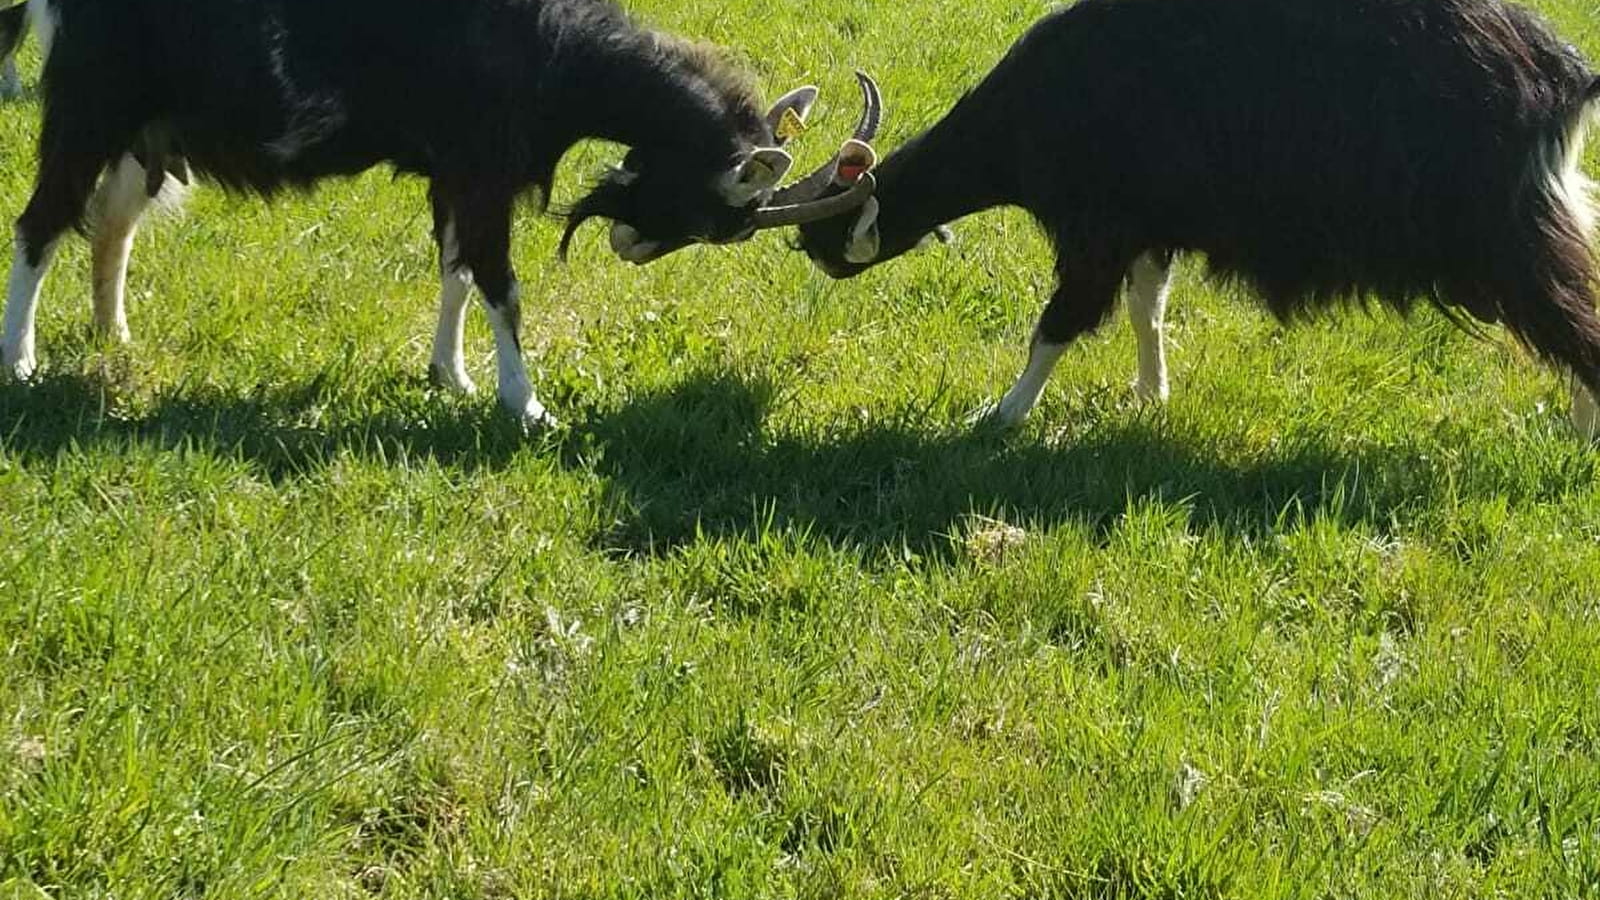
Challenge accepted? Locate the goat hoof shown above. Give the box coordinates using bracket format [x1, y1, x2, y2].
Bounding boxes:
[3, 352, 38, 383]
[964, 400, 999, 428]
[967, 399, 1026, 431]
[521, 408, 561, 431]
[428, 362, 478, 396]
[503, 395, 559, 431]
[91, 324, 133, 345]
[1131, 379, 1170, 403]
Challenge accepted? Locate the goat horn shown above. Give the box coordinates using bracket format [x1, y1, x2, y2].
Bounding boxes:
[766, 71, 883, 207]
[851, 71, 883, 143]
[752, 172, 877, 229]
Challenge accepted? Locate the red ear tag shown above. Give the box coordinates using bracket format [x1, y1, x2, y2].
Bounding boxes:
[833, 140, 879, 185]
[837, 160, 870, 184]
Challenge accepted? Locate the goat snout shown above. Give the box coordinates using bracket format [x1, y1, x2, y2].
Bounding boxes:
[609, 223, 664, 265]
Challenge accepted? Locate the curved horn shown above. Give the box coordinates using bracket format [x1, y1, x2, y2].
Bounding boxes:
[851, 71, 883, 143]
[752, 172, 877, 230]
[766, 72, 883, 206]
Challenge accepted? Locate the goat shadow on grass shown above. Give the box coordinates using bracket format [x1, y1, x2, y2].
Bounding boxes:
[3, 368, 1589, 556]
[0, 369, 537, 479]
[577, 370, 1594, 557]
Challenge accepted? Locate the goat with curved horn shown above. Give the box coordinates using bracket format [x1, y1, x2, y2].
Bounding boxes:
[753, 171, 877, 229]
[761, 71, 884, 213]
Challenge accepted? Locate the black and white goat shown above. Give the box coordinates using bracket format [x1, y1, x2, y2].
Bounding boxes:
[798, 0, 1600, 437]
[1, 0, 879, 426]
[0, 2, 24, 99]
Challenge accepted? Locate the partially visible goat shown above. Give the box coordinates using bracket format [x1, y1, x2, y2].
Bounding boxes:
[796, 0, 1600, 437]
[0, 2, 24, 99]
[1, 0, 878, 426]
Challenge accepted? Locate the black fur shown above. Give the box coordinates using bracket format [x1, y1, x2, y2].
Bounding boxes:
[1, 0, 804, 423]
[799, 0, 1600, 407]
[11, 0, 787, 277]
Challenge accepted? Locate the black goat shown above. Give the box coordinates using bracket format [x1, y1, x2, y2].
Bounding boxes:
[798, 0, 1600, 437]
[0, 2, 23, 99]
[0, 0, 876, 426]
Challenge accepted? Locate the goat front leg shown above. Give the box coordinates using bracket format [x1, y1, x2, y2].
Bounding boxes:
[6, 129, 106, 380]
[3, 232, 57, 381]
[1572, 375, 1599, 440]
[982, 258, 1128, 428]
[451, 197, 555, 428]
[427, 215, 477, 395]
[1482, 259, 1600, 442]
[482, 281, 554, 428]
[1127, 251, 1173, 402]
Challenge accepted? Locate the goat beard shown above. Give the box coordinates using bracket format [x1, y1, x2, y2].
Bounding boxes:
[558, 179, 631, 262]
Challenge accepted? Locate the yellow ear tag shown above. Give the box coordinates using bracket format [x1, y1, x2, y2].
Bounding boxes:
[776, 107, 808, 141]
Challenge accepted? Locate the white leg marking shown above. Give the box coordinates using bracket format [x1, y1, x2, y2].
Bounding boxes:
[428, 220, 476, 394]
[989, 333, 1068, 428]
[1572, 377, 1600, 442]
[3, 234, 58, 381]
[483, 284, 554, 427]
[0, 58, 20, 100]
[90, 155, 152, 343]
[1128, 252, 1172, 402]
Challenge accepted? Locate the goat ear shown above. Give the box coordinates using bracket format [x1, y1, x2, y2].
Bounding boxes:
[720, 148, 794, 205]
[765, 86, 819, 144]
[844, 196, 881, 264]
[833, 139, 879, 186]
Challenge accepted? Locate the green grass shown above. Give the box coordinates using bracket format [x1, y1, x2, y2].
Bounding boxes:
[4, 1, 1600, 897]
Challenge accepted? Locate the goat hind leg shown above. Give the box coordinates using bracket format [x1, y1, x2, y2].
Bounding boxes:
[1128, 250, 1174, 402]
[89, 154, 154, 343]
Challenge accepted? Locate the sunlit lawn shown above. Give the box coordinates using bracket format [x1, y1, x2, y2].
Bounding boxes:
[3, 1, 1600, 896]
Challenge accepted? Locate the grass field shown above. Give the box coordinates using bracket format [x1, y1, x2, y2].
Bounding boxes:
[4, 1, 1600, 897]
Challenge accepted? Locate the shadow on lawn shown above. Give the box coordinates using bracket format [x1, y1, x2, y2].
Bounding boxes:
[0, 369, 536, 478]
[2, 368, 1587, 554]
[577, 371, 1587, 555]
